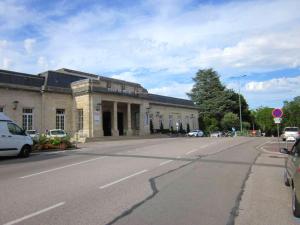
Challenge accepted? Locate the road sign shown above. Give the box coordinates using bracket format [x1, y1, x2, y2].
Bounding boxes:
[274, 117, 282, 124]
[272, 108, 283, 118]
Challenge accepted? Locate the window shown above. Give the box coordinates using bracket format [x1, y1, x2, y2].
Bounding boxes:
[56, 109, 65, 130]
[78, 109, 83, 131]
[0, 106, 3, 112]
[22, 108, 33, 131]
[7, 122, 24, 135]
[121, 84, 125, 90]
[107, 81, 111, 88]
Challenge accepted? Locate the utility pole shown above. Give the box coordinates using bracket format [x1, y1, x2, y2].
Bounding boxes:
[238, 75, 247, 133]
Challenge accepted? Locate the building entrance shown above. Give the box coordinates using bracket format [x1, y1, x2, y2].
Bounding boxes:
[118, 112, 124, 136]
[103, 111, 112, 136]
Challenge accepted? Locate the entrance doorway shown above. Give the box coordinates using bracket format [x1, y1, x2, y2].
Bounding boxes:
[103, 111, 112, 136]
[118, 112, 124, 136]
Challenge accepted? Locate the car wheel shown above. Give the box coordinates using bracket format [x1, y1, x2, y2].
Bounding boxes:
[293, 187, 300, 217]
[19, 145, 31, 158]
[284, 170, 290, 186]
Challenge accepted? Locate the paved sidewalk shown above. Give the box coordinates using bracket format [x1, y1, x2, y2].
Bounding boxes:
[235, 142, 300, 225]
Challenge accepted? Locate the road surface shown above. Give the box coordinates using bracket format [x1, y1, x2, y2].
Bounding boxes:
[0, 137, 267, 225]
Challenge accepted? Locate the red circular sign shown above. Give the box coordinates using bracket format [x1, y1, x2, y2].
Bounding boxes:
[272, 108, 283, 118]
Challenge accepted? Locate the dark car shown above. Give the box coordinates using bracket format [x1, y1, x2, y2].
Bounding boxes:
[281, 138, 300, 217]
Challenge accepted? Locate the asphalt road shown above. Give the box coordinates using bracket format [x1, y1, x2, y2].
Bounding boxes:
[0, 137, 267, 225]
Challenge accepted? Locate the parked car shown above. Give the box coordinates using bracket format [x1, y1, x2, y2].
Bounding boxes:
[210, 131, 222, 137]
[282, 127, 300, 141]
[26, 130, 40, 142]
[281, 139, 300, 217]
[0, 113, 33, 157]
[46, 129, 67, 138]
[187, 130, 204, 137]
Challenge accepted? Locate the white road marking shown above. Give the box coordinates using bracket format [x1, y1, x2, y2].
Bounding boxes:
[3, 202, 65, 225]
[20, 156, 107, 179]
[185, 149, 198, 155]
[99, 169, 148, 189]
[159, 160, 173, 166]
[176, 156, 181, 159]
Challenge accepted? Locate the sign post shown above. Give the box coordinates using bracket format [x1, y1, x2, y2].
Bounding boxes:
[272, 108, 283, 149]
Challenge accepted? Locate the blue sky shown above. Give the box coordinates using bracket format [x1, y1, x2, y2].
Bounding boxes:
[0, 0, 300, 109]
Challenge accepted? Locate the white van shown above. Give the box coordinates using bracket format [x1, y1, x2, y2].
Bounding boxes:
[0, 113, 33, 157]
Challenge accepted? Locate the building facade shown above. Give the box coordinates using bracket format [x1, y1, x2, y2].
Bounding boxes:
[0, 68, 199, 141]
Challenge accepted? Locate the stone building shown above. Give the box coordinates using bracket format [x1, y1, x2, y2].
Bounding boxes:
[0, 68, 199, 141]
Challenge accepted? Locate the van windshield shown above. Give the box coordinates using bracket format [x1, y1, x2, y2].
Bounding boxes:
[285, 127, 298, 132]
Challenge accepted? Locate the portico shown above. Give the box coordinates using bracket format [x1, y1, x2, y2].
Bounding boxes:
[0, 68, 198, 142]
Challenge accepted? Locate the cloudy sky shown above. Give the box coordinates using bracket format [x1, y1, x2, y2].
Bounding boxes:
[0, 0, 299, 109]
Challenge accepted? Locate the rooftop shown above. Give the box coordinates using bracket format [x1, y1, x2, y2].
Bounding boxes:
[0, 68, 196, 107]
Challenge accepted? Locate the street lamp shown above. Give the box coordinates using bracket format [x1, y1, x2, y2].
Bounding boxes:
[238, 75, 247, 133]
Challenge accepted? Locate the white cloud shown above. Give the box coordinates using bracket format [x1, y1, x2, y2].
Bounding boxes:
[0, 40, 8, 49]
[2, 57, 12, 69]
[111, 71, 139, 83]
[0, 0, 296, 75]
[37, 56, 49, 70]
[148, 82, 193, 99]
[0, 0, 300, 108]
[242, 75, 300, 108]
[245, 76, 300, 93]
[196, 32, 300, 73]
[24, 38, 36, 54]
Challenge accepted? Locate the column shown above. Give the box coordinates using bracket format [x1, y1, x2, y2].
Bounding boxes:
[112, 101, 119, 136]
[139, 103, 150, 135]
[127, 103, 133, 136]
[91, 95, 103, 138]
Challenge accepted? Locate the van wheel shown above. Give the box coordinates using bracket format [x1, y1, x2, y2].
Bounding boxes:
[284, 170, 290, 186]
[19, 145, 30, 158]
[292, 187, 300, 217]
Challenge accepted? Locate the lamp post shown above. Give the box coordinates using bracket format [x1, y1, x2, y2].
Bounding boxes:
[238, 75, 247, 133]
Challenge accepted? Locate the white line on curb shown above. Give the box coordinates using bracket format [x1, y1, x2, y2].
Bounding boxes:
[3, 202, 65, 225]
[99, 170, 148, 189]
[159, 160, 173, 166]
[20, 156, 107, 179]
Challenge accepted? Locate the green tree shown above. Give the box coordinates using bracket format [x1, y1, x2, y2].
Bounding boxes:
[187, 68, 234, 120]
[225, 89, 252, 123]
[282, 96, 300, 127]
[204, 116, 219, 133]
[221, 112, 239, 130]
[254, 107, 276, 136]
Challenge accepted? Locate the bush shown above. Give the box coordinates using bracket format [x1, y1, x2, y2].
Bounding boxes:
[50, 137, 61, 145]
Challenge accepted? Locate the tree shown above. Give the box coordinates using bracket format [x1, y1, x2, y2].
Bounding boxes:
[225, 89, 252, 123]
[187, 68, 234, 120]
[186, 123, 190, 133]
[282, 97, 300, 128]
[221, 112, 239, 130]
[254, 107, 276, 136]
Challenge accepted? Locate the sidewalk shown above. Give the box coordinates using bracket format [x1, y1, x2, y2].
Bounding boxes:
[235, 141, 300, 225]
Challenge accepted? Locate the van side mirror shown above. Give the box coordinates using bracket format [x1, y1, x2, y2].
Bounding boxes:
[280, 148, 289, 154]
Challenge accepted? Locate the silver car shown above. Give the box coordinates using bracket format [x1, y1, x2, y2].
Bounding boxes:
[187, 130, 204, 137]
[282, 127, 299, 141]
